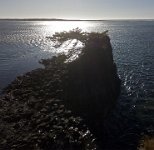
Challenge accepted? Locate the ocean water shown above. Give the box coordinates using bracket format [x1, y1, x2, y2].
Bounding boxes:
[0, 20, 154, 125]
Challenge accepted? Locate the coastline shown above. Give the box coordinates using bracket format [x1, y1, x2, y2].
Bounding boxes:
[0, 55, 97, 149]
[0, 30, 122, 149]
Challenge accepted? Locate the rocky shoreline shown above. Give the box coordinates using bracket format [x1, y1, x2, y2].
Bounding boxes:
[0, 56, 98, 150]
[0, 30, 121, 150]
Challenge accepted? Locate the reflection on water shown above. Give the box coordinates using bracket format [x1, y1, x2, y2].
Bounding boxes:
[0, 21, 94, 91]
[55, 39, 84, 62]
[36, 21, 93, 33]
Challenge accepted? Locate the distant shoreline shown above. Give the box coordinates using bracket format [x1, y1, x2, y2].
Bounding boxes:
[0, 19, 105, 21]
[0, 18, 154, 21]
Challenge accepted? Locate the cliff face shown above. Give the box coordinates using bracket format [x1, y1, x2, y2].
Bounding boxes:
[63, 33, 121, 122]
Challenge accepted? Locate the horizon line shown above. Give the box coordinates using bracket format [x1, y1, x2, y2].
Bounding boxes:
[0, 18, 154, 21]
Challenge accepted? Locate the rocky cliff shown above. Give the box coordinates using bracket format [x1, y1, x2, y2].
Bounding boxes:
[62, 31, 121, 122]
[0, 29, 121, 149]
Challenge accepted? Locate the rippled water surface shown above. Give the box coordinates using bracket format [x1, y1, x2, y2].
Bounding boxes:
[0, 21, 154, 117]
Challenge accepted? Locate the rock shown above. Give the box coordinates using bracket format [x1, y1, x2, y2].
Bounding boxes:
[0, 30, 120, 150]
[63, 33, 121, 123]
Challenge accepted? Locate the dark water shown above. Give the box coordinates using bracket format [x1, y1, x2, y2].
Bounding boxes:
[0, 20, 154, 134]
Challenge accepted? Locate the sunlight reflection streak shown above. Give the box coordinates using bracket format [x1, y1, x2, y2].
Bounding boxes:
[36, 21, 89, 57]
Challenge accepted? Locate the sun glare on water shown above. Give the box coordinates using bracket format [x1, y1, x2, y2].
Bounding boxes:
[34, 21, 89, 57]
[38, 21, 91, 33]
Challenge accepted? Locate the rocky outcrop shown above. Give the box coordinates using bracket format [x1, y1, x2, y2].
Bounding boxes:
[63, 33, 121, 122]
[0, 30, 121, 149]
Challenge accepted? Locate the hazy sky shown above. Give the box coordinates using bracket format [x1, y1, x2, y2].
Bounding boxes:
[0, 0, 154, 19]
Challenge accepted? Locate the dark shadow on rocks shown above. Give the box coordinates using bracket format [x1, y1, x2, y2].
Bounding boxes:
[62, 32, 121, 125]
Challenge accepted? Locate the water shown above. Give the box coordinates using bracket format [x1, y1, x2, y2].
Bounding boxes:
[0, 20, 154, 127]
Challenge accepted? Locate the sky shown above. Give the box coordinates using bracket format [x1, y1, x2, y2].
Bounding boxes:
[0, 0, 154, 19]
